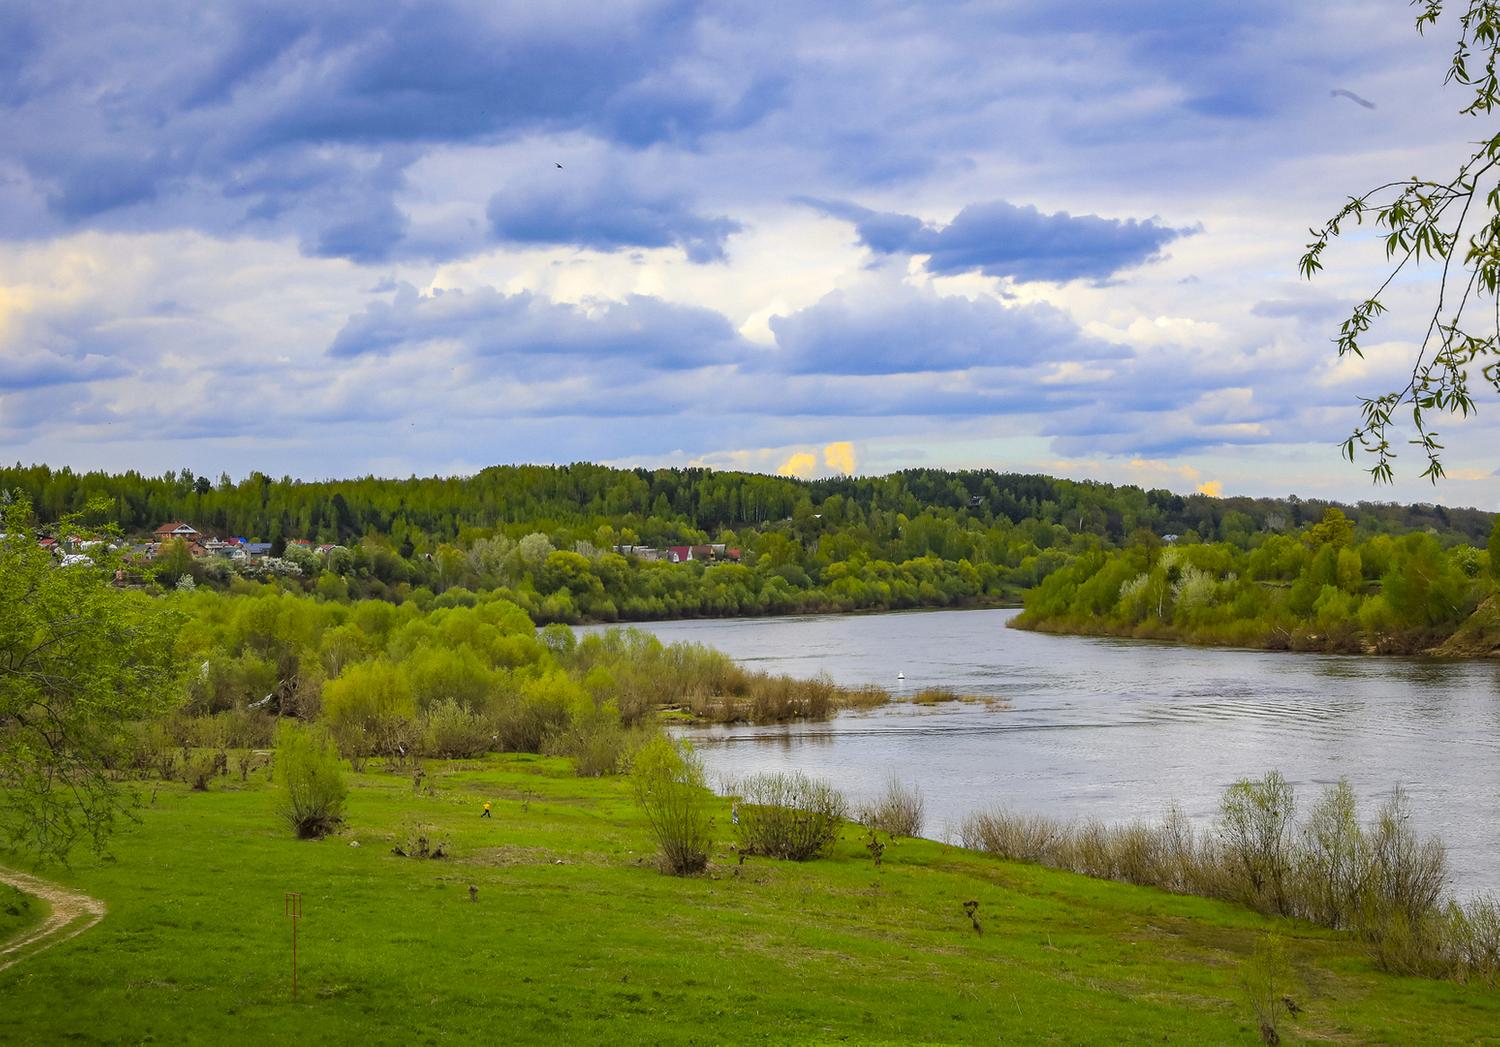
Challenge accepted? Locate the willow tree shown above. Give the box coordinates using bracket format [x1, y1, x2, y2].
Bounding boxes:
[0, 497, 184, 863]
[1301, 0, 1500, 482]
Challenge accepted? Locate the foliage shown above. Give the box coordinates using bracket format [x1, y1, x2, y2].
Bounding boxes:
[733, 771, 848, 861]
[857, 775, 927, 838]
[0, 497, 185, 864]
[1218, 771, 1298, 916]
[960, 772, 1499, 987]
[1300, 0, 1500, 482]
[1240, 933, 1289, 1045]
[1014, 517, 1491, 654]
[272, 720, 347, 839]
[7, 463, 1496, 628]
[630, 737, 712, 875]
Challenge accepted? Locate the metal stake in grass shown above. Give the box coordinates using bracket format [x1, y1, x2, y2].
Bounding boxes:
[284, 891, 302, 999]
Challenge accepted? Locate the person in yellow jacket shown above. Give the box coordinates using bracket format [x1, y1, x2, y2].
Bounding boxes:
[481, 801, 492, 819]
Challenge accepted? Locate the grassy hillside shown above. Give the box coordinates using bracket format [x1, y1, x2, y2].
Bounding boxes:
[2, 757, 1496, 1045]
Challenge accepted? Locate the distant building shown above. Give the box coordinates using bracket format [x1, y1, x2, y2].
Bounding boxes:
[154, 522, 201, 541]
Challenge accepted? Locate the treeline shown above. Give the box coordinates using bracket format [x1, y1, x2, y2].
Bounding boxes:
[1014, 508, 1500, 654]
[169, 533, 1041, 623]
[162, 585, 889, 775]
[6, 460, 1493, 550]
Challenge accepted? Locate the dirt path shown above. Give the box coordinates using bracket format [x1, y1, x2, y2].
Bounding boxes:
[0, 867, 107, 973]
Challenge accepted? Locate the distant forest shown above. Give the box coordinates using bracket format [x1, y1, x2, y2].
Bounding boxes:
[5, 462, 1494, 624]
[5, 461, 1493, 546]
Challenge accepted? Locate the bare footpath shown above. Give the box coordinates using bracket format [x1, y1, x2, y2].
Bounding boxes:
[0, 866, 106, 972]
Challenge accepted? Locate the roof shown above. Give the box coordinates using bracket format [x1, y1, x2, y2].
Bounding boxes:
[154, 521, 198, 534]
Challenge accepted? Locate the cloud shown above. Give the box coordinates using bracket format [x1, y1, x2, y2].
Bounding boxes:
[801, 198, 1192, 283]
[328, 282, 751, 371]
[769, 280, 1128, 376]
[487, 173, 741, 262]
[823, 441, 856, 474]
[775, 451, 818, 478]
[0, 2, 781, 261]
[771, 441, 856, 478]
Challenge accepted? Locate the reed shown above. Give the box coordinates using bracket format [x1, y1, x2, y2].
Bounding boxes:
[958, 773, 1500, 986]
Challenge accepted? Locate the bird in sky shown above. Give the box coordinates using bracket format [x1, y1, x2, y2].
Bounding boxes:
[555, 162, 564, 169]
[1330, 88, 1376, 109]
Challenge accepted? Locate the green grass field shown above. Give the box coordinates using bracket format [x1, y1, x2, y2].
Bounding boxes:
[2, 756, 1497, 1045]
[0, 883, 47, 946]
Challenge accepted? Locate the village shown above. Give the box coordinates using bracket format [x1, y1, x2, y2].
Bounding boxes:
[22, 519, 740, 572]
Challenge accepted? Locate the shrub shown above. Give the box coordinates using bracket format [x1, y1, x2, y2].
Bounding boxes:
[392, 817, 448, 859]
[1441, 895, 1500, 987]
[1297, 780, 1367, 929]
[1352, 786, 1451, 973]
[734, 771, 847, 861]
[186, 750, 219, 791]
[321, 659, 415, 756]
[1218, 771, 1298, 915]
[274, 721, 348, 838]
[958, 809, 1066, 863]
[1241, 933, 1289, 1045]
[956, 773, 1488, 987]
[631, 737, 712, 875]
[548, 717, 635, 777]
[858, 775, 926, 838]
[421, 699, 492, 759]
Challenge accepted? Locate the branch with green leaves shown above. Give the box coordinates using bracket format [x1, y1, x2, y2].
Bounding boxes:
[1301, 0, 1500, 483]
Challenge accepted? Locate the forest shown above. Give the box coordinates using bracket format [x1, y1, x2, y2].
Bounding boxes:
[7, 462, 1496, 624]
[1014, 508, 1500, 655]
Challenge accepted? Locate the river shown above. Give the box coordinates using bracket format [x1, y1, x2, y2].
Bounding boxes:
[581, 607, 1500, 895]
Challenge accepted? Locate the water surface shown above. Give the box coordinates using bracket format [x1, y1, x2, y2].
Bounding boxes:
[584, 608, 1500, 894]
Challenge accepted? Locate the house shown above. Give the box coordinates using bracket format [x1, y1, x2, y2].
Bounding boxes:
[1161, 533, 1180, 544]
[154, 522, 200, 541]
[244, 542, 273, 556]
[667, 545, 693, 563]
[315, 543, 343, 555]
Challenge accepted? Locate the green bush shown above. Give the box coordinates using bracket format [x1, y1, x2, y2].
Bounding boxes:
[631, 737, 712, 875]
[734, 772, 847, 861]
[421, 699, 492, 758]
[274, 721, 348, 838]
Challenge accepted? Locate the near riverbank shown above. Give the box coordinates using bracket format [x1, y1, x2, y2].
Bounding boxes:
[3, 755, 1496, 1044]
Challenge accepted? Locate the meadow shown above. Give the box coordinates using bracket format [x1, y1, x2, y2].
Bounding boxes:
[3, 756, 1498, 1045]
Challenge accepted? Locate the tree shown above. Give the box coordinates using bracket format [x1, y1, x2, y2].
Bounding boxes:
[1489, 515, 1500, 581]
[273, 720, 348, 838]
[1301, 1, 1500, 482]
[631, 736, 712, 875]
[0, 498, 184, 863]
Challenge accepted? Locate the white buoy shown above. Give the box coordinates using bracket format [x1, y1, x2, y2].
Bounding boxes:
[897, 672, 905, 681]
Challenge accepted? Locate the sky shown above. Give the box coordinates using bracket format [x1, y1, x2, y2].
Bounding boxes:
[1, 1, 1497, 506]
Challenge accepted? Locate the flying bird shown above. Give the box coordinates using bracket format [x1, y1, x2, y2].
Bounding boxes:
[1330, 88, 1376, 110]
[555, 162, 564, 169]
